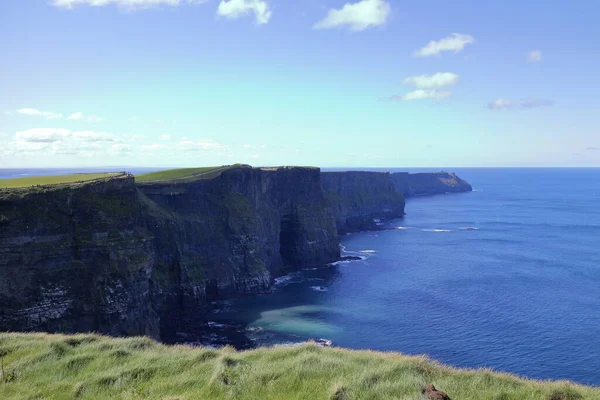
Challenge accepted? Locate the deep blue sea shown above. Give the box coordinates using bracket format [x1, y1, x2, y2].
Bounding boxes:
[2, 167, 599, 385]
[207, 168, 600, 386]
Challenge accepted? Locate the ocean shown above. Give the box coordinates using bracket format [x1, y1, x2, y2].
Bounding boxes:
[2, 167, 599, 385]
[204, 168, 600, 386]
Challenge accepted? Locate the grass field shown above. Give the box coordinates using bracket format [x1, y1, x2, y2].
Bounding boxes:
[0, 333, 596, 400]
[135, 166, 235, 183]
[0, 173, 118, 189]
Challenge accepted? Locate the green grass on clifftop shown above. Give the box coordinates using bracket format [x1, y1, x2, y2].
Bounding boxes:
[0, 173, 118, 189]
[135, 165, 240, 183]
[0, 333, 597, 400]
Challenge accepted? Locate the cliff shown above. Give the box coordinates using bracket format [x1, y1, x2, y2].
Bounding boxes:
[0, 166, 469, 340]
[390, 172, 472, 197]
[0, 166, 339, 339]
[139, 166, 339, 335]
[0, 174, 159, 338]
[321, 171, 405, 233]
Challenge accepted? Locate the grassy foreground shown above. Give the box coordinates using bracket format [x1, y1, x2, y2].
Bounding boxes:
[0, 333, 597, 400]
[0, 173, 117, 189]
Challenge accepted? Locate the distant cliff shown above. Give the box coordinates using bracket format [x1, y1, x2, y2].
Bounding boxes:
[0, 166, 339, 339]
[390, 172, 472, 197]
[321, 171, 405, 233]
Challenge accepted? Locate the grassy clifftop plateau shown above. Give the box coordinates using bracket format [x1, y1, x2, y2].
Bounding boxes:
[0, 333, 597, 400]
[0, 172, 122, 189]
[135, 165, 246, 183]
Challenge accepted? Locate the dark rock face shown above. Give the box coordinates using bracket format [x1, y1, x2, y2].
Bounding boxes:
[390, 172, 472, 197]
[139, 166, 339, 336]
[321, 171, 405, 233]
[0, 174, 159, 338]
[0, 166, 340, 338]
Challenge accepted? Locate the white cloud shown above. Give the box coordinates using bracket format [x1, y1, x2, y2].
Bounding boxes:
[526, 50, 542, 62]
[178, 139, 226, 151]
[314, 0, 390, 31]
[217, 0, 272, 24]
[242, 144, 267, 150]
[414, 33, 475, 57]
[402, 72, 459, 89]
[51, 0, 206, 10]
[384, 89, 452, 102]
[67, 112, 104, 122]
[72, 131, 117, 142]
[487, 98, 554, 110]
[8, 128, 123, 157]
[16, 128, 71, 143]
[111, 143, 133, 153]
[16, 108, 62, 120]
[160, 134, 172, 141]
[141, 143, 166, 150]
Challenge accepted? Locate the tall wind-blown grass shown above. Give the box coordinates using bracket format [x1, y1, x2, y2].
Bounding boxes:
[0, 333, 597, 399]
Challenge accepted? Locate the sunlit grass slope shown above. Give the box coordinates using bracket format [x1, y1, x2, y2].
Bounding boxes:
[0, 333, 597, 400]
[0, 173, 118, 189]
[135, 165, 242, 183]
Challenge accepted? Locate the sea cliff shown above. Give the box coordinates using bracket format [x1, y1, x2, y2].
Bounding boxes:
[321, 171, 405, 233]
[0, 174, 159, 338]
[391, 171, 472, 196]
[0, 166, 340, 338]
[0, 166, 471, 339]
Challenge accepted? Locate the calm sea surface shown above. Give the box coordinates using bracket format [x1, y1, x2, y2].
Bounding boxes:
[207, 168, 600, 385]
[3, 168, 599, 385]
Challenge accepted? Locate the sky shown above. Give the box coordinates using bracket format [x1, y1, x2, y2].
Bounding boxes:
[1, 0, 599, 168]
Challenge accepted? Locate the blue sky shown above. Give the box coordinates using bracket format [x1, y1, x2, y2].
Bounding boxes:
[1, 0, 599, 168]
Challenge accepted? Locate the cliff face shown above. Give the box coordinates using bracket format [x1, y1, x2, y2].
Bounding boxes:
[0, 166, 339, 338]
[138, 166, 339, 335]
[0, 174, 159, 338]
[321, 172, 405, 233]
[390, 172, 472, 197]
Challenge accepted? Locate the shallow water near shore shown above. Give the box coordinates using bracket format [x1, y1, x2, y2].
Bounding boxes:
[199, 168, 600, 386]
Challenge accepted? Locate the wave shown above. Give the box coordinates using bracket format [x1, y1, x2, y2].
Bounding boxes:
[310, 286, 328, 292]
[328, 256, 366, 266]
[421, 229, 452, 232]
[460, 227, 480, 231]
[359, 250, 376, 253]
[274, 273, 303, 285]
[396, 226, 410, 230]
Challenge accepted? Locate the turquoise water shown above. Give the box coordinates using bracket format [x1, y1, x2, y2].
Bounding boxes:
[205, 168, 600, 385]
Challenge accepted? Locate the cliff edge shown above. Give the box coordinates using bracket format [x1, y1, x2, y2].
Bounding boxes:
[390, 172, 472, 197]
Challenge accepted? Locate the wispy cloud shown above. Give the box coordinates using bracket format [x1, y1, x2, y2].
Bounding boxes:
[51, 0, 207, 10]
[178, 139, 226, 151]
[487, 98, 554, 110]
[314, 0, 391, 32]
[403, 72, 459, 89]
[217, 0, 272, 24]
[160, 134, 172, 141]
[16, 128, 70, 143]
[67, 112, 104, 122]
[526, 50, 542, 62]
[587, 147, 600, 151]
[384, 72, 457, 102]
[414, 33, 475, 57]
[8, 128, 124, 157]
[16, 108, 62, 120]
[383, 90, 452, 102]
